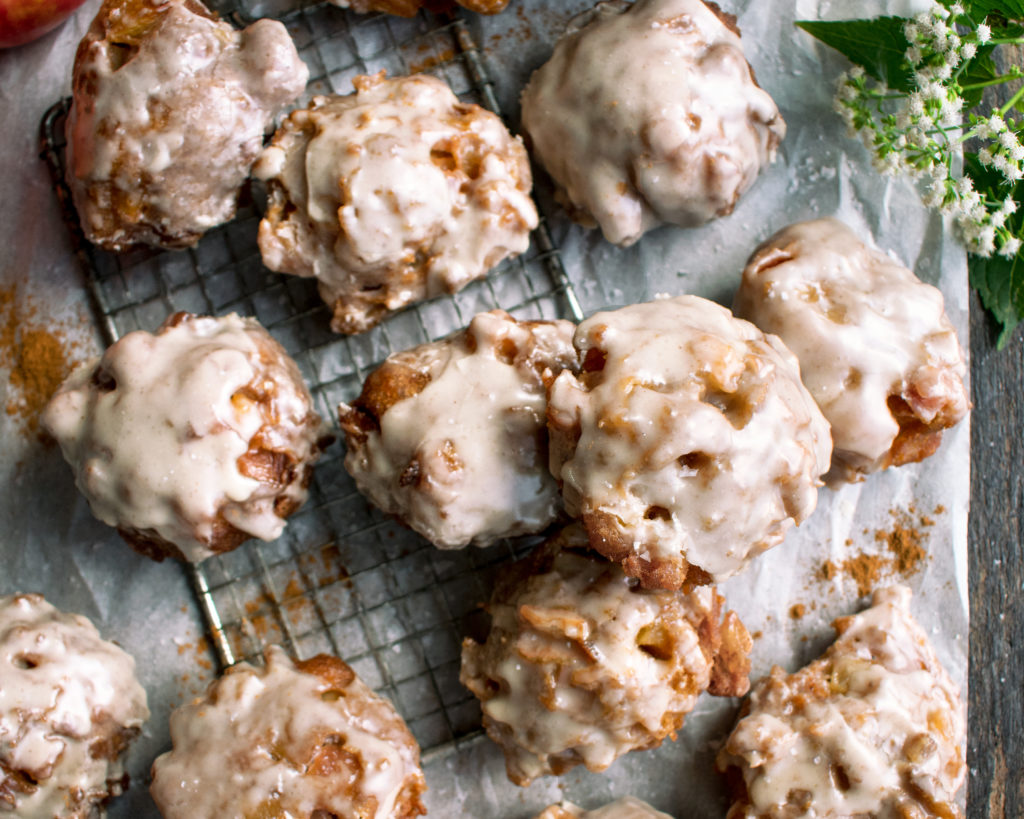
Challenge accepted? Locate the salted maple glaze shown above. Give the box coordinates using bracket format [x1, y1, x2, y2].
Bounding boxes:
[0, 594, 149, 818]
[718, 585, 966, 818]
[67, 0, 308, 250]
[339, 310, 577, 548]
[521, 0, 785, 246]
[734, 217, 969, 481]
[254, 72, 538, 334]
[43, 313, 328, 563]
[150, 646, 426, 819]
[461, 525, 752, 786]
[536, 797, 674, 819]
[546, 295, 832, 588]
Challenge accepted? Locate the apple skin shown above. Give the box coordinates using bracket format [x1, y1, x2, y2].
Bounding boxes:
[0, 0, 88, 48]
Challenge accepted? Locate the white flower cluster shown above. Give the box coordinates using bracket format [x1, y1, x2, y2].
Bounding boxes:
[832, 1, 1024, 259]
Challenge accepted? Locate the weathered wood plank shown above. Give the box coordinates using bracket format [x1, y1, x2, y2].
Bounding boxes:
[969, 290, 1024, 818]
[968, 41, 1024, 819]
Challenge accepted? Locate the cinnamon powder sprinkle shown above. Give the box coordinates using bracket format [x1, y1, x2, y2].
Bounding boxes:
[876, 510, 928, 575]
[820, 508, 937, 596]
[407, 47, 456, 75]
[0, 285, 83, 439]
[821, 554, 888, 598]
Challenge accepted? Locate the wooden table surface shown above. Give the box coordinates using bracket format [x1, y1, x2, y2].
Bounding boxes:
[969, 292, 1024, 816]
[967, 42, 1022, 816]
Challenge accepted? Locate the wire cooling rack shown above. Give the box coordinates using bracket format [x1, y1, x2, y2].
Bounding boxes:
[40, 4, 582, 758]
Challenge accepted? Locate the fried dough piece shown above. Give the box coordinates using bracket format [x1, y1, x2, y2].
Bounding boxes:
[43, 312, 331, 563]
[254, 72, 538, 334]
[717, 586, 966, 819]
[330, 0, 510, 15]
[461, 525, 752, 786]
[733, 218, 969, 483]
[536, 797, 673, 819]
[339, 310, 576, 548]
[0, 594, 149, 818]
[521, 0, 784, 246]
[150, 646, 426, 818]
[546, 295, 831, 589]
[67, 0, 308, 250]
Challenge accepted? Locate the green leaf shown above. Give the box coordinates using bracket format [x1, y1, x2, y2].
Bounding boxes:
[796, 18, 916, 92]
[964, 152, 1024, 346]
[970, 252, 1024, 347]
[987, 20, 1024, 44]
[959, 49, 1000, 107]
[965, 151, 1022, 204]
[965, 152, 997, 199]
[956, 0, 1024, 22]
[937, 0, 1024, 31]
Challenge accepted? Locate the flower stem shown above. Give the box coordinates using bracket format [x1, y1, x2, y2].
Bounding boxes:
[1000, 85, 1024, 116]
[962, 74, 1023, 92]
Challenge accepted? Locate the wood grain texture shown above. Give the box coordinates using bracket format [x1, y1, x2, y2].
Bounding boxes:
[969, 43, 1023, 818]
[969, 290, 1024, 818]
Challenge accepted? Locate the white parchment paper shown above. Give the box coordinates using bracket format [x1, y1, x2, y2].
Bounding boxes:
[0, 0, 967, 816]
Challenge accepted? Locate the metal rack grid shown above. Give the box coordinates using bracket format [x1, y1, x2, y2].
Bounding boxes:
[40, 3, 582, 759]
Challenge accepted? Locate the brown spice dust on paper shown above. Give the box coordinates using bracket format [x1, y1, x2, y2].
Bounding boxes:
[820, 507, 935, 597]
[878, 512, 928, 574]
[0, 284, 87, 439]
[407, 45, 456, 75]
[174, 633, 216, 703]
[230, 546, 353, 658]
